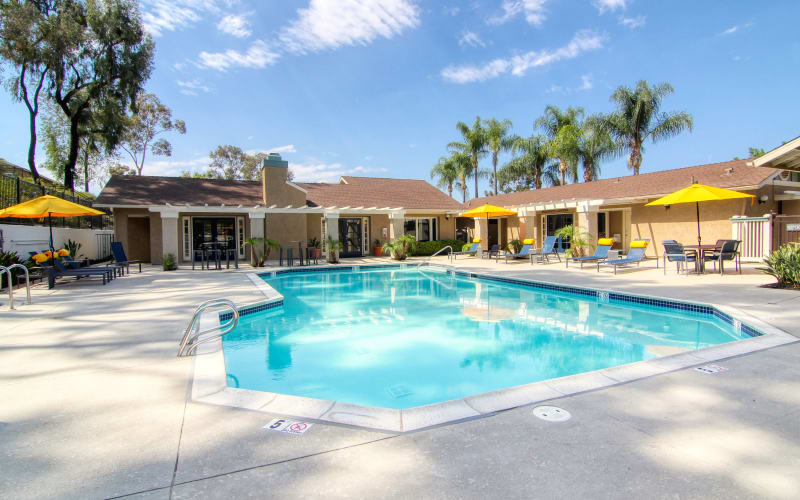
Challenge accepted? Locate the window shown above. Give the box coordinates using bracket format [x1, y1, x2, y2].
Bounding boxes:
[403, 217, 438, 242]
[237, 217, 245, 258]
[182, 217, 192, 260]
[404, 219, 416, 236]
[544, 213, 574, 250]
[597, 212, 607, 238]
[418, 219, 430, 241]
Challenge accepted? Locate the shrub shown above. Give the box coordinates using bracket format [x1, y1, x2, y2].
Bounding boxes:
[162, 253, 177, 271]
[507, 239, 523, 254]
[462, 242, 473, 252]
[410, 239, 463, 256]
[382, 235, 416, 260]
[757, 243, 800, 288]
[326, 236, 344, 263]
[554, 225, 595, 257]
[63, 239, 83, 259]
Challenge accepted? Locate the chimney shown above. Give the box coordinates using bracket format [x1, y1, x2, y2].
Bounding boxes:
[261, 153, 289, 205]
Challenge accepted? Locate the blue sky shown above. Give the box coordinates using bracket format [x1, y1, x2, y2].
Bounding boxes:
[1, 0, 799, 195]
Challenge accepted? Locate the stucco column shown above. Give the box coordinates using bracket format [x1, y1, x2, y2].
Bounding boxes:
[324, 212, 340, 259]
[248, 212, 265, 265]
[388, 212, 405, 240]
[160, 211, 179, 265]
[475, 218, 488, 252]
[517, 207, 537, 245]
[576, 202, 599, 245]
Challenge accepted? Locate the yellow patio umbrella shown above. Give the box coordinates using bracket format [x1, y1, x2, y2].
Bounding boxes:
[645, 183, 754, 246]
[0, 195, 104, 253]
[459, 203, 517, 219]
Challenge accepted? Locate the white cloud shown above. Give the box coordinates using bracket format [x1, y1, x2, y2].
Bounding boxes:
[139, 156, 210, 176]
[719, 23, 751, 36]
[197, 40, 280, 71]
[579, 74, 593, 90]
[279, 0, 420, 54]
[246, 145, 297, 155]
[217, 13, 253, 38]
[618, 15, 645, 29]
[459, 31, 485, 48]
[289, 162, 388, 183]
[442, 30, 606, 84]
[487, 0, 549, 27]
[141, 0, 224, 37]
[592, 0, 625, 14]
[176, 79, 213, 96]
[546, 73, 593, 94]
[443, 6, 460, 16]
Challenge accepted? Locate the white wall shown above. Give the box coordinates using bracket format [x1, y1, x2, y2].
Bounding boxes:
[0, 224, 114, 260]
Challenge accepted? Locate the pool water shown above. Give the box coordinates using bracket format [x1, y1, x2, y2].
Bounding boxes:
[221, 268, 750, 409]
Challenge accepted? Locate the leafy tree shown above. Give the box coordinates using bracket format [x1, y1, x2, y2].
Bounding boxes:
[118, 93, 185, 175]
[188, 146, 294, 181]
[47, 0, 154, 190]
[430, 155, 460, 199]
[498, 135, 558, 192]
[535, 105, 584, 185]
[449, 116, 488, 199]
[748, 147, 766, 158]
[604, 80, 693, 175]
[107, 163, 135, 177]
[576, 114, 618, 182]
[484, 118, 514, 194]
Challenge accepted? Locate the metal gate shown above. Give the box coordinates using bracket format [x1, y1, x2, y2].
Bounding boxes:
[730, 216, 771, 261]
[775, 215, 800, 248]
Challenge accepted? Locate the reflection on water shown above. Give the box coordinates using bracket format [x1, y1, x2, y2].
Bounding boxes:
[222, 268, 748, 409]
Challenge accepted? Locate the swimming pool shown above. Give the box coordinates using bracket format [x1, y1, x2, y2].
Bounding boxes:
[221, 266, 756, 410]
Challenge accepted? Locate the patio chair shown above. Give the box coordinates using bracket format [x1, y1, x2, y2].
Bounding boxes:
[567, 238, 613, 269]
[530, 236, 561, 264]
[452, 239, 481, 259]
[111, 242, 142, 273]
[597, 240, 648, 274]
[703, 239, 741, 275]
[503, 239, 534, 263]
[483, 244, 500, 259]
[39, 261, 111, 289]
[662, 240, 697, 275]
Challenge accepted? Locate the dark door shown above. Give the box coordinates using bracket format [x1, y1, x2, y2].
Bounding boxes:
[488, 219, 499, 248]
[192, 217, 235, 260]
[126, 217, 151, 262]
[338, 218, 362, 257]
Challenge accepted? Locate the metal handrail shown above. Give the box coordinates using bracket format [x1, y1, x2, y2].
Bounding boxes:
[417, 245, 453, 267]
[0, 266, 10, 310]
[177, 298, 239, 356]
[7, 264, 31, 309]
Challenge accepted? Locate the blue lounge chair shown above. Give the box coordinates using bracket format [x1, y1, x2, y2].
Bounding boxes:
[597, 240, 648, 274]
[111, 242, 142, 273]
[530, 236, 561, 264]
[62, 255, 124, 277]
[503, 239, 534, 263]
[662, 240, 697, 275]
[452, 239, 481, 259]
[567, 238, 614, 269]
[40, 260, 111, 289]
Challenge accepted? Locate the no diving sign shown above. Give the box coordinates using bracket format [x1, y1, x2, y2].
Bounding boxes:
[264, 418, 312, 435]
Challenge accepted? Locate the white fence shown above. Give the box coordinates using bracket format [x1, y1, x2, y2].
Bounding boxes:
[0, 224, 114, 260]
[731, 216, 771, 261]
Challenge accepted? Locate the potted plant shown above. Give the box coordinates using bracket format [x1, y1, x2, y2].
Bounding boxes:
[554, 225, 595, 257]
[241, 238, 281, 267]
[381, 235, 415, 261]
[325, 236, 344, 263]
[372, 238, 383, 257]
[308, 237, 322, 259]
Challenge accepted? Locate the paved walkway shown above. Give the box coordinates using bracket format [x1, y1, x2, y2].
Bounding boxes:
[0, 258, 798, 499]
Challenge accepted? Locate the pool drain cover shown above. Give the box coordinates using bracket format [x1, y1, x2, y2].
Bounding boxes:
[533, 405, 571, 422]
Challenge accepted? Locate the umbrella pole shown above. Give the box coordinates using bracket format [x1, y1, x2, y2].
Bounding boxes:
[49, 213, 55, 253]
[696, 202, 701, 247]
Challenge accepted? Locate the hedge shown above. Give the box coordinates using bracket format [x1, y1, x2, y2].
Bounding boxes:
[410, 239, 465, 256]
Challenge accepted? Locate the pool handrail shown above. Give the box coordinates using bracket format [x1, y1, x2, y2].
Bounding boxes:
[177, 298, 240, 356]
[418, 245, 454, 267]
[5, 264, 31, 309]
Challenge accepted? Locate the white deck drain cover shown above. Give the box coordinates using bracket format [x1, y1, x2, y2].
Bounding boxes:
[695, 364, 728, 374]
[533, 405, 571, 422]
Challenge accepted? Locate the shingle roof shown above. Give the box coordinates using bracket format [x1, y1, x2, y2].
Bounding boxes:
[95, 176, 264, 206]
[95, 174, 465, 210]
[295, 176, 465, 210]
[466, 159, 779, 208]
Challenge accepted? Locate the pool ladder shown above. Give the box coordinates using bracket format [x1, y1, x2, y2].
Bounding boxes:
[417, 245, 454, 268]
[177, 298, 240, 356]
[0, 264, 31, 310]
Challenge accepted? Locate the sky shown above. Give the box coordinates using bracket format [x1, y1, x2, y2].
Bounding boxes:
[1, 0, 799, 196]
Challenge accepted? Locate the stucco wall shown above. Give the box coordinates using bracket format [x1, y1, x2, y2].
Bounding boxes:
[783, 200, 800, 215]
[266, 213, 307, 250]
[0, 224, 113, 260]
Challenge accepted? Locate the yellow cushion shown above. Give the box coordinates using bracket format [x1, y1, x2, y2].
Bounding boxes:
[630, 240, 648, 248]
[597, 238, 614, 246]
[522, 238, 534, 245]
[472, 238, 482, 243]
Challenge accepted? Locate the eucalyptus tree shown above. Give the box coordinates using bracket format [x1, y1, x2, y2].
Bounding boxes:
[535, 105, 584, 186]
[430, 155, 459, 199]
[497, 134, 559, 192]
[576, 115, 618, 182]
[604, 80, 693, 175]
[484, 118, 514, 195]
[449, 117, 488, 199]
[118, 93, 186, 175]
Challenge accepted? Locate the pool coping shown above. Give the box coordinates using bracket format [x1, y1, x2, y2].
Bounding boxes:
[189, 263, 799, 433]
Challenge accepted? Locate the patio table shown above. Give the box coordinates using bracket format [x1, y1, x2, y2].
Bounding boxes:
[684, 244, 717, 273]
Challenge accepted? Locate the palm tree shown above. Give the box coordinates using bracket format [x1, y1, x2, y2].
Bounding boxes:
[430, 155, 459, 199]
[498, 134, 558, 192]
[535, 105, 584, 185]
[577, 114, 619, 182]
[449, 116, 488, 199]
[484, 118, 514, 195]
[604, 80, 693, 175]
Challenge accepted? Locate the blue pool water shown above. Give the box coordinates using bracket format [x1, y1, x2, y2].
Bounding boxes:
[221, 268, 751, 409]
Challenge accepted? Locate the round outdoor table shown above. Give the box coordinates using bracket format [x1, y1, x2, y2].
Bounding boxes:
[684, 244, 717, 273]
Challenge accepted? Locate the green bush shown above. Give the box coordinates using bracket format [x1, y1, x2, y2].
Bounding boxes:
[410, 239, 464, 256]
[162, 253, 177, 271]
[507, 239, 523, 254]
[757, 243, 800, 288]
[462, 242, 473, 252]
[63, 239, 83, 259]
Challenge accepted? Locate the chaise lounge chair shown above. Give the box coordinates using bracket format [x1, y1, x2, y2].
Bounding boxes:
[503, 239, 534, 263]
[567, 238, 613, 269]
[39, 260, 112, 289]
[111, 242, 142, 273]
[530, 236, 561, 264]
[452, 239, 481, 259]
[63, 255, 124, 277]
[597, 240, 648, 274]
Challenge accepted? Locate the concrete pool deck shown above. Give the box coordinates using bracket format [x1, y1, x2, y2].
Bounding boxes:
[1, 258, 799, 498]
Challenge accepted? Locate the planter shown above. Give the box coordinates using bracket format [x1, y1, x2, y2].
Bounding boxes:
[314, 248, 322, 259]
[372, 246, 383, 257]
